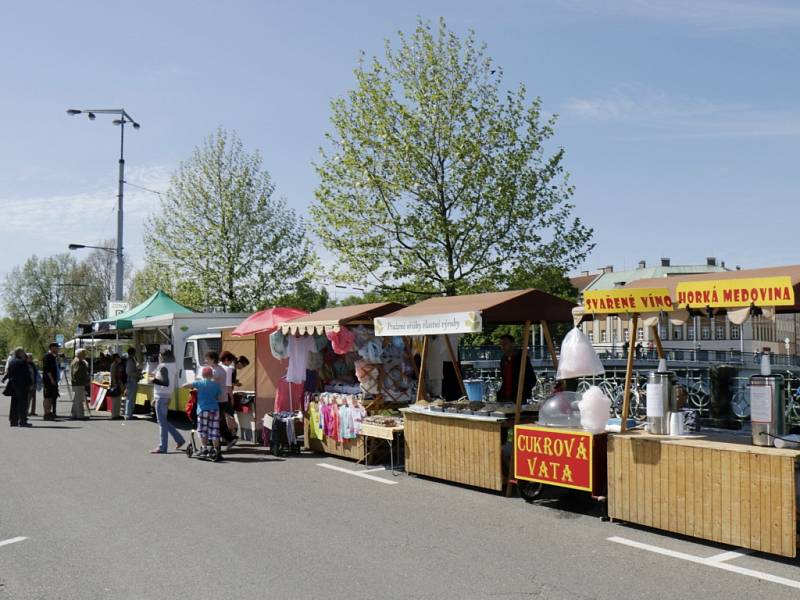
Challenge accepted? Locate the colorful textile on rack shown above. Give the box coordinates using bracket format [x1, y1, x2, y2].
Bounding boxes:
[309, 392, 367, 442]
[326, 327, 356, 354]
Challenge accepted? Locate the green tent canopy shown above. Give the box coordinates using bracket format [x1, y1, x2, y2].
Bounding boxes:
[95, 290, 194, 331]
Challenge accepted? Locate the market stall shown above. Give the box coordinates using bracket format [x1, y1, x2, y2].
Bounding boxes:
[511, 286, 675, 503]
[279, 302, 409, 461]
[374, 289, 575, 492]
[606, 266, 800, 557]
[228, 307, 308, 440]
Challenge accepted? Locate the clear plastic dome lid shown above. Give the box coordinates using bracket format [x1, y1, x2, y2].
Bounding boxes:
[538, 391, 582, 428]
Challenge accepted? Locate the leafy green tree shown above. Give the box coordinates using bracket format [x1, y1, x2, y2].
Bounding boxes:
[145, 128, 313, 312]
[1, 254, 85, 352]
[312, 18, 593, 299]
[273, 280, 330, 313]
[128, 262, 205, 311]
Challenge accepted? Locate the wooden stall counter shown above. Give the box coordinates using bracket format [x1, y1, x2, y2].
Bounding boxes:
[402, 407, 515, 492]
[608, 430, 800, 557]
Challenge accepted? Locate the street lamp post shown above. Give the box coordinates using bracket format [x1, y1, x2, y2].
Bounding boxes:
[66, 108, 140, 301]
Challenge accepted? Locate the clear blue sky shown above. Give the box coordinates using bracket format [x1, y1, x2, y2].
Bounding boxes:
[1, 0, 799, 288]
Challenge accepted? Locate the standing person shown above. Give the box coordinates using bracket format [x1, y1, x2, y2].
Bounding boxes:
[42, 343, 60, 421]
[149, 350, 185, 454]
[124, 347, 140, 420]
[496, 334, 536, 402]
[107, 353, 124, 420]
[26, 353, 40, 416]
[185, 366, 222, 461]
[70, 350, 90, 420]
[3, 347, 32, 427]
[202, 351, 233, 448]
[219, 351, 240, 448]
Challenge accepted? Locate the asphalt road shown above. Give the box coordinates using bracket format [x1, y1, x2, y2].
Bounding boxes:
[1, 389, 800, 600]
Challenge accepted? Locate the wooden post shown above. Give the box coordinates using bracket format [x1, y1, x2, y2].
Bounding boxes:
[650, 325, 665, 359]
[513, 321, 532, 425]
[443, 334, 466, 398]
[415, 335, 429, 403]
[506, 320, 532, 498]
[541, 321, 559, 371]
[620, 313, 639, 432]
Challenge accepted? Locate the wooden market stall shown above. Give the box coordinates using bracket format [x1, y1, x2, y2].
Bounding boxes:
[280, 302, 405, 460]
[606, 266, 800, 557]
[373, 289, 575, 492]
[510, 287, 674, 501]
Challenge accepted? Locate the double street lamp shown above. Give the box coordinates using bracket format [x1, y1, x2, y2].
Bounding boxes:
[66, 108, 141, 302]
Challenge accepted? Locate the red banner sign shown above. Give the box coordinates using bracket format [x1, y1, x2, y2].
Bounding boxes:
[514, 426, 593, 492]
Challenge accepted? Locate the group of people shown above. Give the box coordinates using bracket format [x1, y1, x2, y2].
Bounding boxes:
[4, 344, 63, 426]
[4, 341, 251, 462]
[148, 349, 250, 459]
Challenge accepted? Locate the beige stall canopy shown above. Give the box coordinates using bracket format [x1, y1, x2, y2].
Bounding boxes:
[375, 288, 576, 329]
[280, 302, 406, 335]
[377, 288, 575, 497]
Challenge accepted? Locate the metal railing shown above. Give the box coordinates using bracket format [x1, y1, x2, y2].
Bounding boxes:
[459, 345, 800, 367]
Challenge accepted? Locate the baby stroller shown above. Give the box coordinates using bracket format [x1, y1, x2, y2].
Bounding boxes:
[184, 389, 221, 462]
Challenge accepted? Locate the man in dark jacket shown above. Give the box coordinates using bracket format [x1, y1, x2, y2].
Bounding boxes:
[42, 342, 60, 420]
[497, 334, 536, 403]
[3, 347, 33, 427]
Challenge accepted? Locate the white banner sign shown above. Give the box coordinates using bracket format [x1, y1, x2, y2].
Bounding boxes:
[107, 301, 130, 319]
[374, 311, 482, 337]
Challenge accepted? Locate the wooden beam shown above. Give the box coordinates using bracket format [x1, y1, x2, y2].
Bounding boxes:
[650, 325, 665, 359]
[506, 320, 532, 498]
[541, 321, 559, 371]
[415, 335, 429, 404]
[443, 334, 466, 398]
[620, 313, 639, 432]
[513, 321, 532, 425]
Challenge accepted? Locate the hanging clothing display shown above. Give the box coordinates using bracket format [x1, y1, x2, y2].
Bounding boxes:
[270, 329, 289, 360]
[307, 392, 367, 443]
[274, 377, 305, 413]
[326, 327, 356, 354]
[286, 335, 316, 383]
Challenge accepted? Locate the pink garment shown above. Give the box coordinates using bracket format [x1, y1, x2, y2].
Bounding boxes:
[274, 377, 305, 413]
[326, 327, 356, 354]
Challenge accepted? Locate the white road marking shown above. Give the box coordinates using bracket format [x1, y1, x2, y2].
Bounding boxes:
[608, 536, 800, 590]
[317, 463, 398, 485]
[0, 537, 27, 548]
[706, 549, 753, 563]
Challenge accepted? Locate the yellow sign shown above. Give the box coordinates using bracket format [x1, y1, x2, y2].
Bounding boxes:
[675, 276, 795, 308]
[583, 288, 673, 314]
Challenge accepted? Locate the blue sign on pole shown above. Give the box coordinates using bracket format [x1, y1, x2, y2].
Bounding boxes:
[55, 334, 65, 346]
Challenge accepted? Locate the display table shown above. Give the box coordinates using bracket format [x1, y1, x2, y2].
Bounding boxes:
[359, 423, 404, 473]
[608, 430, 800, 557]
[402, 407, 512, 492]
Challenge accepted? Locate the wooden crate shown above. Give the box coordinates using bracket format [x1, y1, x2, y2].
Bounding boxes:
[608, 432, 799, 557]
[404, 411, 505, 492]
